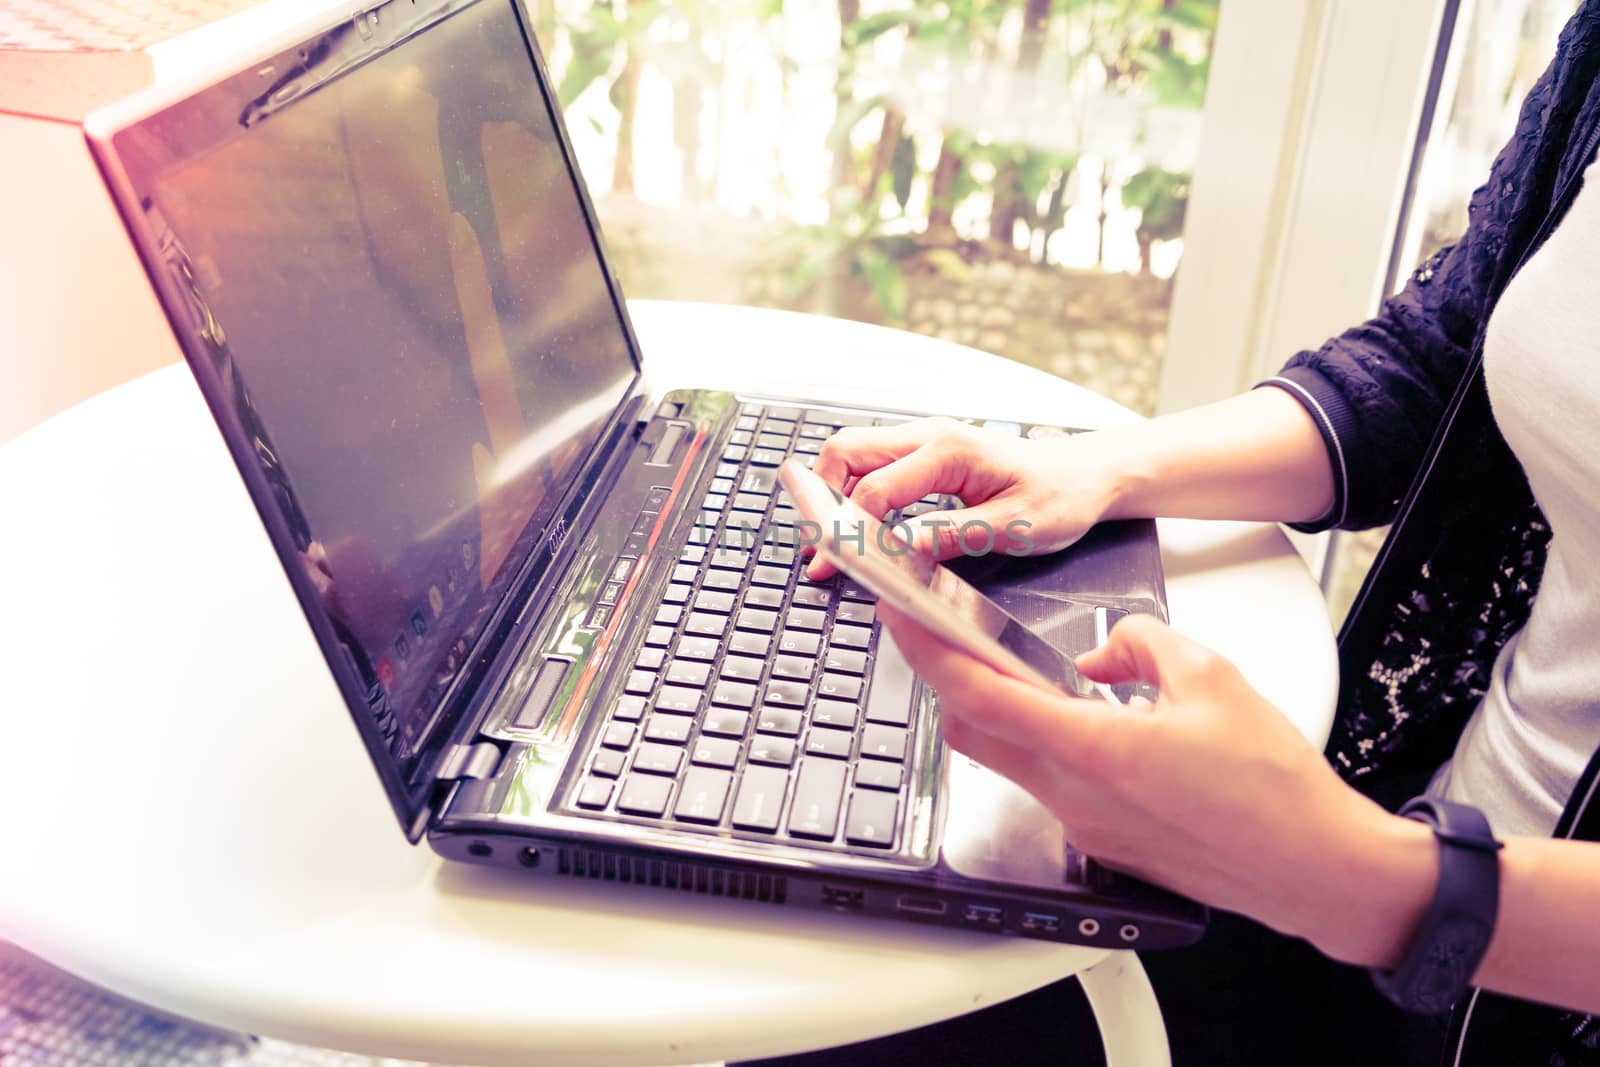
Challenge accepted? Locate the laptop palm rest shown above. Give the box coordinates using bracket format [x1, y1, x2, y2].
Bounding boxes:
[940, 754, 1074, 891]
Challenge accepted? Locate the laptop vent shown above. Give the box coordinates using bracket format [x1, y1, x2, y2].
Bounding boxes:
[554, 847, 787, 904]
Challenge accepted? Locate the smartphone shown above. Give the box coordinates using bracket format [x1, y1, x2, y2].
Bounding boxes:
[779, 460, 1098, 698]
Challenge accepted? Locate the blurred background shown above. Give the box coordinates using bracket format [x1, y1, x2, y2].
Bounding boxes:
[0, 0, 1586, 1061]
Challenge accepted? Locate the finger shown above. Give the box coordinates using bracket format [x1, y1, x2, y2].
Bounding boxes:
[899, 500, 1037, 562]
[848, 434, 977, 520]
[879, 602, 1115, 759]
[1073, 614, 1223, 696]
[812, 418, 960, 490]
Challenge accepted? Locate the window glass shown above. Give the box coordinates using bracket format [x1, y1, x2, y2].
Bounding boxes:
[534, 0, 1221, 416]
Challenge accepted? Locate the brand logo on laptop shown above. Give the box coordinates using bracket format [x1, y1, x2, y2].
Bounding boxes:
[546, 517, 571, 559]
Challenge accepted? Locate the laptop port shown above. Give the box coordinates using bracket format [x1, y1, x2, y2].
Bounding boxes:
[518, 847, 542, 869]
[963, 904, 1003, 927]
[1020, 912, 1062, 935]
[895, 895, 947, 917]
[466, 841, 492, 858]
[821, 885, 865, 910]
[1119, 923, 1141, 942]
[1077, 917, 1101, 937]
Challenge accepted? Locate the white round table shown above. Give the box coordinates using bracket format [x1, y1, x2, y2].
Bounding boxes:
[0, 301, 1338, 1066]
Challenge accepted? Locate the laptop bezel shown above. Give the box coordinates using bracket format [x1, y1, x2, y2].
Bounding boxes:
[84, 0, 658, 840]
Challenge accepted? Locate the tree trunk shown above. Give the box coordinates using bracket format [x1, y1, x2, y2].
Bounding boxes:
[831, 0, 862, 204]
[926, 141, 962, 241]
[861, 108, 905, 204]
[988, 0, 1054, 252]
[613, 45, 644, 196]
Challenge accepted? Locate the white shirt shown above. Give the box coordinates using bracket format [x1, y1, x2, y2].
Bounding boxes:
[1427, 166, 1600, 838]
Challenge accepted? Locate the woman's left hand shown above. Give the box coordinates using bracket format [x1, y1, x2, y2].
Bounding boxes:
[879, 605, 1435, 967]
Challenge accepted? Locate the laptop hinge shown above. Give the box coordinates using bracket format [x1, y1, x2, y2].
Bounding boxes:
[435, 740, 504, 783]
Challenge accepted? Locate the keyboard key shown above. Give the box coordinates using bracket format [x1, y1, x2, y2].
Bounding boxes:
[854, 761, 902, 791]
[823, 648, 867, 675]
[703, 495, 727, 517]
[729, 631, 772, 657]
[663, 582, 692, 605]
[786, 607, 827, 632]
[756, 706, 803, 736]
[654, 686, 702, 715]
[748, 735, 796, 766]
[844, 789, 898, 847]
[644, 713, 694, 744]
[810, 699, 858, 730]
[731, 764, 789, 833]
[720, 655, 764, 682]
[674, 766, 733, 824]
[654, 604, 683, 627]
[732, 492, 769, 513]
[711, 679, 759, 709]
[602, 722, 636, 749]
[632, 742, 684, 776]
[741, 467, 777, 494]
[841, 580, 876, 602]
[751, 565, 789, 587]
[816, 673, 862, 702]
[729, 429, 753, 446]
[679, 544, 706, 565]
[611, 557, 638, 582]
[577, 778, 614, 809]
[805, 727, 853, 759]
[701, 569, 742, 592]
[736, 607, 779, 632]
[665, 659, 711, 687]
[693, 590, 736, 614]
[616, 774, 674, 817]
[860, 723, 908, 761]
[735, 414, 759, 431]
[724, 444, 749, 462]
[676, 636, 720, 662]
[743, 585, 784, 609]
[636, 647, 666, 671]
[749, 448, 786, 467]
[771, 655, 814, 682]
[799, 422, 830, 439]
[613, 695, 647, 722]
[702, 708, 750, 738]
[690, 736, 740, 769]
[625, 670, 655, 696]
[715, 461, 740, 480]
[778, 630, 821, 656]
[787, 760, 847, 840]
[792, 437, 822, 455]
[791, 586, 832, 608]
[710, 476, 735, 495]
[763, 680, 808, 707]
[591, 749, 626, 778]
[672, 563, 698, 584]
[835, 601, 876, 626]
[709, 547, 751, 571]
[766, 405, 803, 420]
[685, 611, 729, 638]
[759, 545, 797, 567]
[831, 624, 873, 650]
[756, 431, 791, 450]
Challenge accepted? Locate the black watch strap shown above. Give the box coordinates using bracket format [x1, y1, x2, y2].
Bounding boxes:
[1371, 797, 1503, 1014]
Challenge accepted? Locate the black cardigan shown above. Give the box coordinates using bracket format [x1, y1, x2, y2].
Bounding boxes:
[1260, 5, 1600, 1061]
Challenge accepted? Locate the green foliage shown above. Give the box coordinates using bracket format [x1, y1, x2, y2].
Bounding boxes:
[771, 199, 912, 322]
[1121, 165, 1190, 243]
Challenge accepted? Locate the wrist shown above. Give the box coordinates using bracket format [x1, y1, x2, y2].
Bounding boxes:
[1082, 425, 1155, 521]
[1307, 804, 1439, 968]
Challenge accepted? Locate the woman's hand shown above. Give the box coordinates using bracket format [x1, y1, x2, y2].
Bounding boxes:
[879, 604, 1437, 968]
[808, 418, 1122, 577]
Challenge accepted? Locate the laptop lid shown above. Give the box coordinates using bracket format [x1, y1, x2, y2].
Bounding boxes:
[87, 0, 646, 839]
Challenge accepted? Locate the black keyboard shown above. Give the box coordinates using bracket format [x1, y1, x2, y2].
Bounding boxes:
[566, 403, 928, 853]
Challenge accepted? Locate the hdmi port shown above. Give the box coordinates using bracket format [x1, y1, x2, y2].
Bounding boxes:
[896, 895, 948, 916]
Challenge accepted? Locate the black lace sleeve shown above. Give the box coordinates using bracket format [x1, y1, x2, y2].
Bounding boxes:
[1262, 11, 1600, 531]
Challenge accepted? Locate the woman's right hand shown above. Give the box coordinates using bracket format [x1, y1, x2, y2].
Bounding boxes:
[807, 417, 1121, 578]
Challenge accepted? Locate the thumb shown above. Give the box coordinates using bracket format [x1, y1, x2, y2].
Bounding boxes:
[1073, 614, 1220, 696]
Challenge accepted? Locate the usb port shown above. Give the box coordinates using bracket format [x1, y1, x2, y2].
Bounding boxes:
[963, 904, 1003, 926]
[895, 895, 947, 916]
[821, 885, 865, 910]
[1020, 912, 1062, 935]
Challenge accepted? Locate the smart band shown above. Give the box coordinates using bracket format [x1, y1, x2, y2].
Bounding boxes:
[1370, 797, 1503, 1014]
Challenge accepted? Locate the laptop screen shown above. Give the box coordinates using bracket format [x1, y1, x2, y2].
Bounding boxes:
[131, 1, 637, 775]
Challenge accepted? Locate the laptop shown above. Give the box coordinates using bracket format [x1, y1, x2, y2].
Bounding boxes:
[85, 0, 1206, 949]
